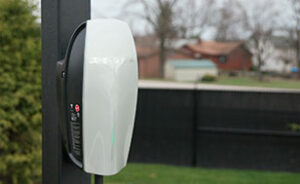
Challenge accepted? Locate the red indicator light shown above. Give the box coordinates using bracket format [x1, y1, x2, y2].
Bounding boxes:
[75, 104, 80, 112]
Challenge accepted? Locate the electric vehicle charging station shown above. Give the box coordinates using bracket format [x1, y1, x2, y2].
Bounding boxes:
[42, 1, 139, 183]
[56, 19, 138, 176]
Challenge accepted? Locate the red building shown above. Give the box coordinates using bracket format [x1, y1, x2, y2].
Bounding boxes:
[137, 47, 193, 78]
[184, 40, 252, 72]
[136, 37, 253, 78]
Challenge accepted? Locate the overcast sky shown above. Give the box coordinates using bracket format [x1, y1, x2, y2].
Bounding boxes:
[37, 0, 293, 39]
[91, 0, 292, 38]
[91, 0, 128, 18]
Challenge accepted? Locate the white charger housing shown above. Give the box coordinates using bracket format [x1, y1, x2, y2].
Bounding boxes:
[83, 19, 138, 175]
[56, 19, 138, 176]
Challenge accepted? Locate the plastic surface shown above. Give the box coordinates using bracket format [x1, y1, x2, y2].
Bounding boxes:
[82, 19, 138, 175]
[56, 23, 87, 168]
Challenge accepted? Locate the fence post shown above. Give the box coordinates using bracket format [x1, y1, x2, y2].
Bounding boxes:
[192, 87, 199, 167]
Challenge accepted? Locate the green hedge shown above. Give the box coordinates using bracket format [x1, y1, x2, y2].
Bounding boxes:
[201, 74, 217, 82]
[0, 0, 41, 183]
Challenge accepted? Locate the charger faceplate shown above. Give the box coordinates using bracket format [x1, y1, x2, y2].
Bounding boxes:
[82, 19, 138, 175]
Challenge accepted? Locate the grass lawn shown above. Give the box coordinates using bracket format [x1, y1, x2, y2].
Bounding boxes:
[102, 163, 300, 184]
[201, 76, 300, 89]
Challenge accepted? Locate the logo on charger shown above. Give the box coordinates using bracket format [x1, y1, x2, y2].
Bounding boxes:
[88, 57, 134, 65]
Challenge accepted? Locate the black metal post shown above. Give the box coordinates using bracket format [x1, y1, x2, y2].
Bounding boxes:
[95, 175, 103, 184]
[42, 0, 103, 183]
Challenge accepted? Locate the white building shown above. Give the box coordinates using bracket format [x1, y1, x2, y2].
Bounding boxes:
[164, 59, 218, 82]
[249, 36, 297, 74]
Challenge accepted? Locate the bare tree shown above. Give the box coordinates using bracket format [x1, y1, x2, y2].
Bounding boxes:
[214, 0, 248, 41]
[290, 0, 300, 77]
[123, 0, 216, 77]
[124, 0, 177, 77]
[175, 0, 216, 38]
[245, 0, 279, 81]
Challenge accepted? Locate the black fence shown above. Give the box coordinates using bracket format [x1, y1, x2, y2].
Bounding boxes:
[129, 87, 300, 172]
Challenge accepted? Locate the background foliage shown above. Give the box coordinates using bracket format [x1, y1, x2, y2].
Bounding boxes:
[0, 0, 41, 183]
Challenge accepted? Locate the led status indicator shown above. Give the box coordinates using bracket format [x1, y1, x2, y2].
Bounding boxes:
[75, 104, 80, 112]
